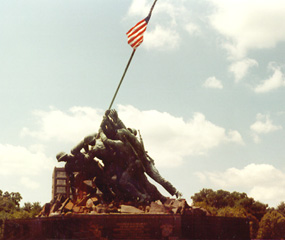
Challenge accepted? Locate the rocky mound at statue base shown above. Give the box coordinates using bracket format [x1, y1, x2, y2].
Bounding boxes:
[38, 194, 209, 217]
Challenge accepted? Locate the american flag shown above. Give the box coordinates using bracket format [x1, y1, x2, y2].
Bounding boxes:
[126, 16, 150, 49]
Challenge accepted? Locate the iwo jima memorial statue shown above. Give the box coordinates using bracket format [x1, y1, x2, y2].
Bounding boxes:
[3, 1, 250, 239]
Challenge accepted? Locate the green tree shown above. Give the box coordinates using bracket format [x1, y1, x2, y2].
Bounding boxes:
[0, 191, 22, 210]
[21, 202, 42, 217]
[192, 200, 218, 216]
[0, 197, 16, 214]
[277, 201, 285, 216]
[257, 209, 285, 239]
[0, 190, 42, 220]
[23, 202, 32, 212]
[191, 188, 268, 220]
[217, 206, 247, 218]
[3, 192, 10, 198]
[192, 189, 235, 208]
[31, 202, 42, 216]
[191, 188, 214, 204]
[237, 197, 267, 221]
[10, 192, 22, 207]
[216, 206, 259, 239]
[191, 188, 269, 239]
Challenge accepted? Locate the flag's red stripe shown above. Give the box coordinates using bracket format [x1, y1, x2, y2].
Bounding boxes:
[127, 33, 146, 47]
[126, 19, 145, 35]
[127, 21, 147, 38]
[127, 26, 147, 44]
[128, 30, 145, 42]
[126, 18, 148, 49]
[127, 27, 146, 43]
[128, 33, 144, 47]
[131, 35, 144, 48]
[126, 21, 144, 35]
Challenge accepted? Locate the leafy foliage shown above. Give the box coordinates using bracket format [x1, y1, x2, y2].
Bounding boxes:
[0, 190, 42, 220]
[277, 201, 285, 216]
[191, 188, 267, 219]
[191, 188, 268, 238]
[257, 209, 285, 239]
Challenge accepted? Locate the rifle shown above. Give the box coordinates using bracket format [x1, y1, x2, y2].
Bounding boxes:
[121, 134, 146, 172]
[138, 130, 154, 165]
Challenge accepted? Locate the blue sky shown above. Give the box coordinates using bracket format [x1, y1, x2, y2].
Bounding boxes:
[1, 0, 285, 207]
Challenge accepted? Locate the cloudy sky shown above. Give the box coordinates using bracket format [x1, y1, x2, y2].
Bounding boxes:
[1, 0, 285, 207]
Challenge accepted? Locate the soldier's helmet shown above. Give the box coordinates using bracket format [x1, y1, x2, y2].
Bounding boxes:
[127, 128, 137, 136]
[84, 133, 97, 146]
[56, 152, 68, 162]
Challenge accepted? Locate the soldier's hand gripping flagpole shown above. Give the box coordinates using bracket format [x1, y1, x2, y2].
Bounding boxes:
[108, 0, 158, 110]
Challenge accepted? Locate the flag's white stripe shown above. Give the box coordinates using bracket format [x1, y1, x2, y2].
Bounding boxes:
[127, 23, 147, 38]
[126, 19, 146, 35]
[126, 18, 148, 49]
[128, 35, 144, 47]
[130, 38, 143, 48]
[127, 27, 147, 43]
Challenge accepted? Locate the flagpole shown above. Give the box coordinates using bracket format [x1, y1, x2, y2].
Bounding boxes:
[108, 0, 158, 110]
[148, 0, 158, 17]
[108, 49, 136, 110]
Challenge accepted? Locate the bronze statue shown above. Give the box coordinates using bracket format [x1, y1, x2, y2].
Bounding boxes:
[56, 109, 181, 204]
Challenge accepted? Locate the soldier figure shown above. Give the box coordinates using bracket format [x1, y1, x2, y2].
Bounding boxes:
[98, 110, 181, 202]
[56, 150, 114, 202]
[101, 110, 182, 198]
[56, 108, 181, 204]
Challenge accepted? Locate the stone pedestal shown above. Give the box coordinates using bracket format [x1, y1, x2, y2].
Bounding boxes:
[3, 214, 250, 239]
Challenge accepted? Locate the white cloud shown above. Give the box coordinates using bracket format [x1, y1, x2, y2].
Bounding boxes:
[21, 106, 103, 143]
[118, 105, 243, 167]
[208, 0, 285, 59]
[127, 0, 150, 17]
[254, 62, 285, 93]
[1, 105, 246, 204]
[196, 163, 285, 206]
[185, 22, 200, 35]
[229, 58, 258, 82]
[0, 143, 53, 204]
[250, 113, 282, 143]
[127, 0, 187, 25]
[126, 0, 190, 50]
[203, 76, 223, 89]
[144, 25, 180, 50]
[127, 1, 285, 55]
[0, 144, 53, 176]
[20, 105, 243, 168]
[20, 177, 40, 190]
[227, 130, 244, 144]
[251, 113, 282, 134]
